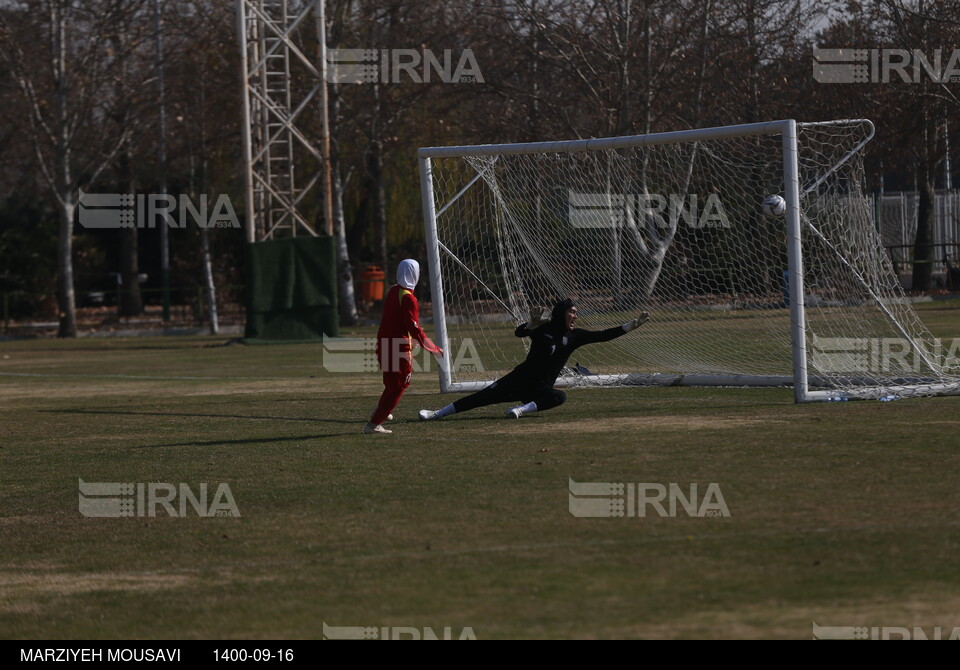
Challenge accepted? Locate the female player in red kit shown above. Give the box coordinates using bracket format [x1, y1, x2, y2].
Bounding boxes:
[364, 259, 443, 434]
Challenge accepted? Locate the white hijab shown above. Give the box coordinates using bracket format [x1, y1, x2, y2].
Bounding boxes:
[396, 259, 420, 290]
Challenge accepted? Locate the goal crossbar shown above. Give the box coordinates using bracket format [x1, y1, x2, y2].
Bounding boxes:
[419, 120, 793, 159]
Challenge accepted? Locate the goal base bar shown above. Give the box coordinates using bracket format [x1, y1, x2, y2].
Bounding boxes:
[803, 383, 960, 402]
[443, 374, 960, 401]
[443, 373, 794, 393]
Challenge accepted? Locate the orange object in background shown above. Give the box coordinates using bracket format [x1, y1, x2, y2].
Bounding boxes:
[360, 266, 386, 301]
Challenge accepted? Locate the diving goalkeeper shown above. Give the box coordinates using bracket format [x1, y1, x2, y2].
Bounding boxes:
[419, 298, 648, 421]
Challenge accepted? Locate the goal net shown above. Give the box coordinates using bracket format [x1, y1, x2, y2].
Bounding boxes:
[418, 119, 960, 402]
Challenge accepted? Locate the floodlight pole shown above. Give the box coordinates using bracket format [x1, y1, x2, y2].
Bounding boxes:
[237, 0, 256, 243]
[236, 0, 324, 241]
[317, 0, 333, 236]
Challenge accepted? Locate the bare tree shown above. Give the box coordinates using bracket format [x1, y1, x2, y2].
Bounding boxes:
[880, 0, 960, 290]
[0, 0, 149, 336]
[326, 0, 360, 325]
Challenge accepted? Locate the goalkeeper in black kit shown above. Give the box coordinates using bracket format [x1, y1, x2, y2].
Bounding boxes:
[419, 298, 649, 421]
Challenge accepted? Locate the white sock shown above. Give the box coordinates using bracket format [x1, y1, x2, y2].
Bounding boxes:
[434, 403, 457, 418]
[516, 401, 538, 414]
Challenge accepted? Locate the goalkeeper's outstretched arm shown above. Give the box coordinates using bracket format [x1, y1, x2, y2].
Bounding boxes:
[574, 311, 650, 345]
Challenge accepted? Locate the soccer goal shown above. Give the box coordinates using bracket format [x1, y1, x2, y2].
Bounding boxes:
[418, 119, 960, 402]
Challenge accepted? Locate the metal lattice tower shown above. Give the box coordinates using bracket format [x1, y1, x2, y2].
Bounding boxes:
[237, 0, 328, 242]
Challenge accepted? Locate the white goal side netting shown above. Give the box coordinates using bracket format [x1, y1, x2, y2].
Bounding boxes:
[420, 120, 960, 401]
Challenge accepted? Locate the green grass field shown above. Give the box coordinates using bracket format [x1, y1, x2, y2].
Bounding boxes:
[1, 300, 959, 639]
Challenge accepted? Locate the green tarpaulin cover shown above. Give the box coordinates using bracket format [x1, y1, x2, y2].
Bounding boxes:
[244, 236, 339, 342]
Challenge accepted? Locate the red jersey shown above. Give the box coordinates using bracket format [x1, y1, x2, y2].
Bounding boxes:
[376, 284, 441, 371]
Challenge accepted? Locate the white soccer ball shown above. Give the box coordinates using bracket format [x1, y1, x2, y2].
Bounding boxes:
[762, 195, 786, 217]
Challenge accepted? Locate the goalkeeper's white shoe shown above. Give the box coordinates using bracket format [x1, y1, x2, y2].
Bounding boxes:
[418, 409, 437, 421]
[505, 407, 523, 419]
[363, 422, 392, 435]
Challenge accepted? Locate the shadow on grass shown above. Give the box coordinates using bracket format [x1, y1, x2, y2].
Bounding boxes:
[416, 413, 545, 422]
[40, 408, 361, 425]
[131, 432, 358, 449]
[15, 344, 208, 353]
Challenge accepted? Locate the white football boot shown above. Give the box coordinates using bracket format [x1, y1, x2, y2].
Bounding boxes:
[363, 422, 392, 434]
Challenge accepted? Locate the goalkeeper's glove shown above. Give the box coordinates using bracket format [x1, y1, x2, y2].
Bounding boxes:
[622, 312, 650, 332]
[526, 308, 549, 331]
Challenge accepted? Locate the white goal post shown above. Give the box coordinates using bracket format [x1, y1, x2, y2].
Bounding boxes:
[418, 119, 960, 402]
